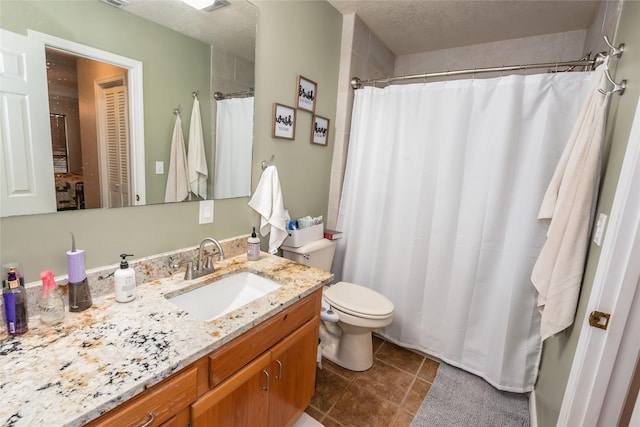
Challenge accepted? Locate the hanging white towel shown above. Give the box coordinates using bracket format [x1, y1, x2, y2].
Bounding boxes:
[188, 97, 208, 199]
[248, 165, 288, 254]
[164, 115, 190, 203]
[531, 64, 609, 341]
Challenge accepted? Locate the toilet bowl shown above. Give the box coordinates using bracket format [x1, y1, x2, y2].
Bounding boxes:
[281, 239, 394, 371]
[321, 281, 393, 371]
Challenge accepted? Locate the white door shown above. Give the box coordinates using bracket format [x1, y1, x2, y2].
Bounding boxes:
[0, 29, 55, 216]
[558, 95, 640, 427]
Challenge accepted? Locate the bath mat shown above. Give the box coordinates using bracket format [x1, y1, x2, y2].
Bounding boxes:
[411, 363, 530, 427]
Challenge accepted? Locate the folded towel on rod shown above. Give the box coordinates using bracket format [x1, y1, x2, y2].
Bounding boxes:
[248, 165, 288, 254]
[164, 114, 190, 203]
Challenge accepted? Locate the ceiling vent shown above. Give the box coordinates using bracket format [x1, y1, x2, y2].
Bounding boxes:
[203, 0, 230, 12]
[100, 0, 130, 8]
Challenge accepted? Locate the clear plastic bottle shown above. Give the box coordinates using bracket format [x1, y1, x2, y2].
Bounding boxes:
[39, 271, 65, 325]
[3, 268, 28, 336]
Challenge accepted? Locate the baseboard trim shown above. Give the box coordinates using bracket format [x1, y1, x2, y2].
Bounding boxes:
[530, 390, 538, 427]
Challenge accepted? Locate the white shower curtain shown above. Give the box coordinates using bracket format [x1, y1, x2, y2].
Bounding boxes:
[334, 71, 594, 392]
[214, 97, 254, 199]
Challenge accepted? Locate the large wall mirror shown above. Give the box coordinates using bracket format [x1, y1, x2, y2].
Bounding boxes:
[0, 0, 256, 218]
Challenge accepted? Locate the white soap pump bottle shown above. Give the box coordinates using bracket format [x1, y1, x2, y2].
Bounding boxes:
[247, 227, 260, 261]
[114, 253, 136, 303]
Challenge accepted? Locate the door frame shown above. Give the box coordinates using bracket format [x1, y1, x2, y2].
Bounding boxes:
[27, 30, 146, 206]
[558, 96, 640, 425]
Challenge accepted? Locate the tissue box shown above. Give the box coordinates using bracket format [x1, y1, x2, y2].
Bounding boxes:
[283, 223, 323, 247]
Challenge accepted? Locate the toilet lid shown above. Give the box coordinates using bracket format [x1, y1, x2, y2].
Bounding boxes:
[324, 282, 394, 318]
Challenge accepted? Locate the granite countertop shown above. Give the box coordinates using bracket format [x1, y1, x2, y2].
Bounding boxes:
[0, 253, 333, 427]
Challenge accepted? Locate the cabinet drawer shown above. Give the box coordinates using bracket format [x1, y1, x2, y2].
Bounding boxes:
[86, 362, 203, 427]
[209, 288, 321, 387]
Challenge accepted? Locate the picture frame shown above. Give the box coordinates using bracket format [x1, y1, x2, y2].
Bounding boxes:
[295, 75, 317, 113]
[311, 114, 330, 146]
[272, 103, 296, 140]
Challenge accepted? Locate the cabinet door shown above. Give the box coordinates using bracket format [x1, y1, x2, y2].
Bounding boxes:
[191, 352, 270, 427]
[269, 317, 320, 427]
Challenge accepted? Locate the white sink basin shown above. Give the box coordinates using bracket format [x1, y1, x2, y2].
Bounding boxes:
[167, 272, 281, 321]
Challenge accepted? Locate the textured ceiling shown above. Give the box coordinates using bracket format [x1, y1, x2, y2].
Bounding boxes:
[326, 0, 601, 55]
[122, 0, 256, 60]
[119, 0, 600, 60]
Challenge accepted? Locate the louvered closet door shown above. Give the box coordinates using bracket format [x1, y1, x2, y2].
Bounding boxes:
[103, 85, 130, 208]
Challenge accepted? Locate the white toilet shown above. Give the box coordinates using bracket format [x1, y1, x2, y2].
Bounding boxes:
[281, 238, 394, 371]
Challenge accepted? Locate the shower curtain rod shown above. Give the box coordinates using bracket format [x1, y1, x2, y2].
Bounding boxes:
[214, 89, 254, 100]
[350, 54, 607, 89]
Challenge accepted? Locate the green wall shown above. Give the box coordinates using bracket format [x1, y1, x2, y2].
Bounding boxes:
[535, 1, 640, 425]
[0, 0, 342, 281]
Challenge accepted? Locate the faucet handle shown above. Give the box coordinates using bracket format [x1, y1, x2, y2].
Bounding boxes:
[204, 255, 213, 270]
[183, 261, 195, 280]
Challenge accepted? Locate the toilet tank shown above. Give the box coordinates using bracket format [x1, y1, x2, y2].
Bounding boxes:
[281, 238, 337, 272]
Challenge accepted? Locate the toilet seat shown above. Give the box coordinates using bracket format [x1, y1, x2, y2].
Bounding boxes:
[324, 282, 394, 320]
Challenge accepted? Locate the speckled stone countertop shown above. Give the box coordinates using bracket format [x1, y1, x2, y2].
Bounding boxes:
[0, 252, 333, 427]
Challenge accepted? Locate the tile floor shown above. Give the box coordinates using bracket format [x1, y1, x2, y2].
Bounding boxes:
[306, 335, 440, 427]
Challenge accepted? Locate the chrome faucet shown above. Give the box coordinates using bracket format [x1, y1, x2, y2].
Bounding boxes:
[185, 237, 225, 280]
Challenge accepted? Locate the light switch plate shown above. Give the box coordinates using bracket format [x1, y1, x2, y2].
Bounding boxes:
[593, 213, 608, 246]
[155, 161, 164, 174]
[199, 200, 214, 224]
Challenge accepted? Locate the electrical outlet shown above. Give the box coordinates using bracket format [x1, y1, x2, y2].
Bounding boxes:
[199, 200, 214, 224]
[155, 161, 164, 174]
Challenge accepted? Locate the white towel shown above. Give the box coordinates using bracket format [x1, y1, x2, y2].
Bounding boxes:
[248, 165, 288, 253]
[531, 64, 609, 341]
[188, 97, 208, 199]
[164, 115, 190, 203]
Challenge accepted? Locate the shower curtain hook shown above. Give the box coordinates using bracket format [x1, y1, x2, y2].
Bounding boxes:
[603, 35, 624, 58]
[598, 69, 627, 96]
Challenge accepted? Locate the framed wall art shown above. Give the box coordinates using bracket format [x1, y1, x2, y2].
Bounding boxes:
[272, 103, 296, 140]
[311, 114, 330, 146]
[296, 75, 317, 113]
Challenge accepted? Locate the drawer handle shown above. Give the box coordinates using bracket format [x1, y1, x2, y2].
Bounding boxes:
[139, 412, 155, 427]
[262, 370, 270, 391]
[275, 360, 283, 380]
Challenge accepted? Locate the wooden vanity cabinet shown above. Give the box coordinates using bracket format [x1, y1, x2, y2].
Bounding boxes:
[192, 289, 321, 427]
[84, 289, 321, 427]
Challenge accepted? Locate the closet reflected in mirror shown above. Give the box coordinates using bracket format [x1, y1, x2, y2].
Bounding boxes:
[47, 49, 130, 211]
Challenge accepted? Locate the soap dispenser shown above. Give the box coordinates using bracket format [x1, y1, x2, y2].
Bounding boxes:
[247, 227, 260, 261]
[39, 270, 65, 325]
[114, 254, 136, 303]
